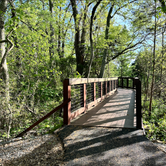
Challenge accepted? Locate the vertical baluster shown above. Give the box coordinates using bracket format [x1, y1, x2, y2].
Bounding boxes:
[127, 78, 129, 88]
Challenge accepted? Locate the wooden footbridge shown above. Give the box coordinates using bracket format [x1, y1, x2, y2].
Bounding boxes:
[63, 77, 142, 129]
[16, 77, 142, 138]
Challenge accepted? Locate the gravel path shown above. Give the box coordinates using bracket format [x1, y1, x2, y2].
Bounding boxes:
[0, 134, 64, 166]
[57, 125, 166, 166]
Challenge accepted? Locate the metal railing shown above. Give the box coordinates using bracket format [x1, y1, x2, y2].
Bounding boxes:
[63, 77, 142, 129]
[63, 78, 118, 125]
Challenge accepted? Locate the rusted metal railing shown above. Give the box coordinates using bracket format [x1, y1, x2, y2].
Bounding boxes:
[118, 77, 142, 129]
[63, 78, 118, 125]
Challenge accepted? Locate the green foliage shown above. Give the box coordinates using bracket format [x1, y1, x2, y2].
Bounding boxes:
[143, 98, 166, 143]
[38, 116, 63, 134]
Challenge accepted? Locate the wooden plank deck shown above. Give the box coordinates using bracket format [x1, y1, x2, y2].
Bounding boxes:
[71, 88, 136, 128]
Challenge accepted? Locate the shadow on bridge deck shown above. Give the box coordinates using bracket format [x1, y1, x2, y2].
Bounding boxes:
[71, 88, 136, 128]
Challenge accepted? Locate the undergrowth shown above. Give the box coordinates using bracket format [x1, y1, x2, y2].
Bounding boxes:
[142, 97, 166, 143]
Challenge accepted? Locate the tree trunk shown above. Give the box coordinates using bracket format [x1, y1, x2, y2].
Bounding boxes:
[57, 6, 62, 59]
[70, 0, 88, 76]
[48, 0, 55, 69]
[99, 4, 114, 78]
[0, 0, 12, 138]
[87, 0, 102, 78]
[159, 24, 165, 97]
[149, 1, 157, 117]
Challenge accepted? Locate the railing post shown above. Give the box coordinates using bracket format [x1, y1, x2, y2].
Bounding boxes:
[105, 81, 107, 95]
[110, 81, 112, 91]
[127, 78, 129, 88]
[112, 80, 113, 90]
[63, 79, 71, 125]
[135, 78, 142, 129]
[132, 78, 134, 89]
[118, 77, 120, 87]
[93, 82, 96, 101]
[101, 82, 102, 99]
[122, 78, 124, 88]
[83, 83, 87, 111]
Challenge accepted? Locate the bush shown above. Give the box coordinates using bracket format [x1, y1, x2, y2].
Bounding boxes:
[143, 98, 166, 143]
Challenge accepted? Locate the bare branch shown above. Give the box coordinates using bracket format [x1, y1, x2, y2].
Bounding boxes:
[111, 0, 137, 18]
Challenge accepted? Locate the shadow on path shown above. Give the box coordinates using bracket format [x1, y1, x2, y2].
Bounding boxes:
[71, 88, 136, 128]
[57, 125, 166, 166]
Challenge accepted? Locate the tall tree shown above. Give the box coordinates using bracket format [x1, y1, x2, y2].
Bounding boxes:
[149, 0, 157, 117]
[98, 0, 145, 78]
[70, 0, 89, 75]
[0, 0, 13, 138]
[48, 0, 55, 69]
[98, 3, 114, 78]
[87, 0, 102, 78]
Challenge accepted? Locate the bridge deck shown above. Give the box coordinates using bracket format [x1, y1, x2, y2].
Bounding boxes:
[71, 88, 136, 128]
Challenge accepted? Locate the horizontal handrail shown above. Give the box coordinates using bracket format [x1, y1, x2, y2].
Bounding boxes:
[15, 98, 70, 138]
[118, 76, 135, 79]
[69, 77, 118, 85]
